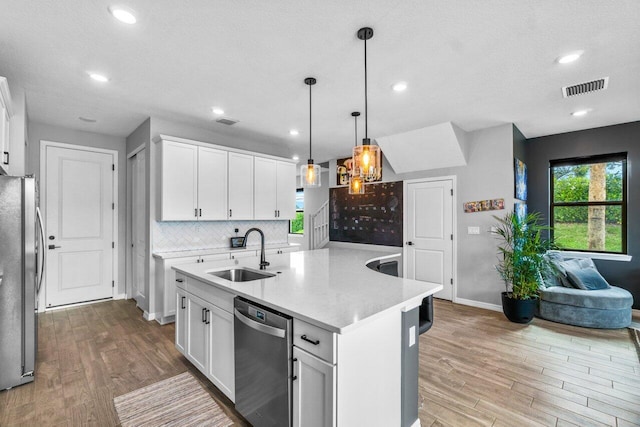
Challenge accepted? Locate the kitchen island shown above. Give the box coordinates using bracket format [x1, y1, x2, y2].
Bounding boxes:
[173, 247, 442, 427]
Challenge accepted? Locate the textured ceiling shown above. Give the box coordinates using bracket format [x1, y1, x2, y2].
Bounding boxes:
[1, 0, 639, 162]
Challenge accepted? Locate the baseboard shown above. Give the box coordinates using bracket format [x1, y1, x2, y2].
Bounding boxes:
[155, 315, 175, 325]
[143, 311, 156, 321]
[113, 293, 127, 300]
[454, 298, 502, 313]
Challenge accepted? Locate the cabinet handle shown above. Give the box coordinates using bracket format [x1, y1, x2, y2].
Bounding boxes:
[292, 357, 298, 381]
[205, 309, 210, 325]
[176, 278, 184, 282]
[229, 209, 232, 218]
[3, 151, 8, 165]
[275, 210, 278, 218]
[300, 335, 320, 345]
[202, 308, 207, 323]
[181, 296, 185, 309]
[195, 208, 198, 218]
[277, 210, 280, 217]
[199, 208, 202, 217]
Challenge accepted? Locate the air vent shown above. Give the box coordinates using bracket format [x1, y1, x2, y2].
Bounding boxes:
[216, 117, 239, 126]
[562, 77, 609, 98]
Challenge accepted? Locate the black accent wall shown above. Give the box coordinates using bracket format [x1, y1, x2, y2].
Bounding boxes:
[526, 121, 640, 309]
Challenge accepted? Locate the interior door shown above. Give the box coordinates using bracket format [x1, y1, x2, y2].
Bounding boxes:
[132, 149, 146, 308]
[405, 179, 453, 300]
[45, 145, 114, 307]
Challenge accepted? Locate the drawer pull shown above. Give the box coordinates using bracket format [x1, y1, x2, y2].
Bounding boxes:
[301, 335, 320, 345]
[176, 278, 184, 282]
[181, 296, 185, 309]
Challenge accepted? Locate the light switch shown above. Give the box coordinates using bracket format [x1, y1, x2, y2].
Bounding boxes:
[467, 226, 480, 235]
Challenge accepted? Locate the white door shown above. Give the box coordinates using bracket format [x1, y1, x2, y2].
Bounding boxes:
[197, 146, 228, 220]
[132, 149, 146, 308]
[405, 179, 454, 300]
[292, 346, 336, 427]
[254, 157, 277, 219]
[276, 161, 297, 219]
[228, 152, 254, 220]
[159, 141, 198, 220]
[44, 145, 115, 307]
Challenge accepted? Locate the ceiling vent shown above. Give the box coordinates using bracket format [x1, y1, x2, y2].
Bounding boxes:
[562, 77, 609, 98]
[215, 117, 239, 126]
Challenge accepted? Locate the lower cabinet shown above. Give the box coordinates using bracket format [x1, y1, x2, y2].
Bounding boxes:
[175, 283, 235, 402]
[292, 346, 336, 427]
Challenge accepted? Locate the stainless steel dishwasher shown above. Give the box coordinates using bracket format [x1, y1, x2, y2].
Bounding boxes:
[234, 297, 292, 427]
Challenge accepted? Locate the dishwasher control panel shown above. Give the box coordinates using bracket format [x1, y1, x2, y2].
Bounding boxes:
[248, 306, 266, 322]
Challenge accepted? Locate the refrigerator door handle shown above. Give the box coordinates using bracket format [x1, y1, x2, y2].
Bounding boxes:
[36, 207, 45, 295]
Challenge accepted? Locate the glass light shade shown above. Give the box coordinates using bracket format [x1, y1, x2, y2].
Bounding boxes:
[348, 175, 365, 195]
[352, 143, 381, 182]
[301, 162, 321, 188]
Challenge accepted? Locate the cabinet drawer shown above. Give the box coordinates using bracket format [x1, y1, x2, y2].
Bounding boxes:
[182, 275, 234, 313]
[293, 318, 336, 364]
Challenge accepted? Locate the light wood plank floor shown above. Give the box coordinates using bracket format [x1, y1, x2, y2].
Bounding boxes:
[1, 299, 638, 426]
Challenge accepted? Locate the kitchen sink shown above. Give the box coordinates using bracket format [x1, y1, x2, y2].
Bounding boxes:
[208, 268, 275, 282]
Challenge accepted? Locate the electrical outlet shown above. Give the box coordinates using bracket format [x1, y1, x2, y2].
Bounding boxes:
[467, 226, 480, 235]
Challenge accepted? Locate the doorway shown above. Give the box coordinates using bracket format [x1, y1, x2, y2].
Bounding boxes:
[41, 141, 117, 308]
[404, 177, 455, 301]
[127, 147, 147, 309]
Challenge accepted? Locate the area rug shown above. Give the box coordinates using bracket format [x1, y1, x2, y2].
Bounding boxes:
[113, 372, 233, 427]
[630, 327, 640, 362]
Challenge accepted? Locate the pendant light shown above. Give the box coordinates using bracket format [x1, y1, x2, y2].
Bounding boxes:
[352, 27, 381, 183]
[301, 77, 321, 188]
[349, 111, 365, 194]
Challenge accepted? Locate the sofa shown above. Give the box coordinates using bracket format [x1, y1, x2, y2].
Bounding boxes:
[537, 252, 633, 329]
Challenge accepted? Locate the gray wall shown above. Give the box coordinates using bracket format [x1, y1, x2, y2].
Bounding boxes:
[526, 121, 640, 309]
[27, 121, 127, 298]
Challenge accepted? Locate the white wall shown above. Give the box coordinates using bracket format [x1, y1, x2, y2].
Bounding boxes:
[8, 82, 26, 176]
[27, 121, 128, 298]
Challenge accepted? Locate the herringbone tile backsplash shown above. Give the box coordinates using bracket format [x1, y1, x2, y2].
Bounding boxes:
[153, 220, 289, 252]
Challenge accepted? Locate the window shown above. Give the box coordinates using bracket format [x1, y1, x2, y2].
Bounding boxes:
[289, 188, 304, 234]
[550, 153, 627, 254]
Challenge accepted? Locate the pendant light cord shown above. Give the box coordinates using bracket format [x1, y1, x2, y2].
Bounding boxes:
[354, 114, 358, 147]
[364, 37, 368, 141]
[309, 81, 312, 160]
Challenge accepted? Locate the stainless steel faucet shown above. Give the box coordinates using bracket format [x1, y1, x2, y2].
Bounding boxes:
[243, 227, 270, 270]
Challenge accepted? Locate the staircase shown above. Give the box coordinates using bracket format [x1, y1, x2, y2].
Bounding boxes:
[309, 200, 329, 249]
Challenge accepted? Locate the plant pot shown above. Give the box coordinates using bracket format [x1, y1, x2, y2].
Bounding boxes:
[501, 292, 537, 324]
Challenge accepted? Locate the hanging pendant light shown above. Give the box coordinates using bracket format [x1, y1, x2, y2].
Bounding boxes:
[352, 27, 381, 183]
[349, 111, 365, 195]
[301, 77, 321, 188]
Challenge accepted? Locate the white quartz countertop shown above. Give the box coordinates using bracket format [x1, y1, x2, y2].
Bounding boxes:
[172, 248, 442, 334]
[153, 243, 300, 260]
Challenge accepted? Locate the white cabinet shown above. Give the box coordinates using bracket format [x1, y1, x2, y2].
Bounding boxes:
[159, 141, 228, 221]
[293, 346, 336, 427]
[175, 274, 235, 402]
[228, 152, 254, 219]
[254, 158, 297, 220]
[0, 77, 13, 176]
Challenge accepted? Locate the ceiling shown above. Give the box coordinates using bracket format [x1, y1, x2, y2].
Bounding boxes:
[1, 1, 639, 163]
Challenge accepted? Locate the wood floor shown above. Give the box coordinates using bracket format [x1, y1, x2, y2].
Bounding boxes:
[0, 299, 638, 426]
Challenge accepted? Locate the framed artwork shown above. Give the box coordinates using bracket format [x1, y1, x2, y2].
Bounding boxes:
[515, 158, 527, 201]
[515, 202, 527, 223]
[463, 198, 504, 213]
[336, 157, 352, 186]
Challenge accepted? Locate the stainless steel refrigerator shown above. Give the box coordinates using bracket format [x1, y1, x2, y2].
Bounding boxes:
[0, 176, 44, 390]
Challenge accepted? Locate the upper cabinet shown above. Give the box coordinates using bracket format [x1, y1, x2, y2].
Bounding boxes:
[0, 77, 13, 176]
[157, 136, 295, 221]
[228, 152, 254, 220]
[254, 157, 296, 219]
[159, 141, 228, 221]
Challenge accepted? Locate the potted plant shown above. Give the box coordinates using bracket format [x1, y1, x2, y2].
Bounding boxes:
[492, 210, 554, 323]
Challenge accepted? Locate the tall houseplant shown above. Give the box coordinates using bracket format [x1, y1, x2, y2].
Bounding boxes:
[492, 211, 554, 323]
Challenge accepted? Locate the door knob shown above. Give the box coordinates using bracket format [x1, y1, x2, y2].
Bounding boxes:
[49, 235, 55, 240]
[48, 245, 62, 250]
[406, 241, 414, 246]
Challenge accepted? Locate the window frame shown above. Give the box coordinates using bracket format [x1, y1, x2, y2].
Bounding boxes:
[289, 187, 304, 235]
[549, 152, 627, 254]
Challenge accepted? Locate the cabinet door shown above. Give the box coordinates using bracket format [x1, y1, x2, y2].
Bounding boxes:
[163, 256, 200, 319]
[207, 305, 235, 402]
[228, 152, 254, 220]
[293, 346, 336, 427]
[186, 295, 209, 372]
[175, 288, 188, 354]
[160, 141, 198, 220]
[198, 146, 228, 220]
[253, 157, 278, 219]
[277, 161, 297, 219]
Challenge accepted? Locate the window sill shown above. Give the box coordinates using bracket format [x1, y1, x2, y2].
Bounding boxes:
[549, 250, 632, 262]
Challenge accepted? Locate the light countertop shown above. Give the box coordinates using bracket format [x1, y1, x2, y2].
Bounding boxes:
[153, 242, 300, 260]
[173, 248, 442, 334]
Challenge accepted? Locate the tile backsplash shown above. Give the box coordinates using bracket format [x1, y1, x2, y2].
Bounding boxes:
[153, 220, 289, 253]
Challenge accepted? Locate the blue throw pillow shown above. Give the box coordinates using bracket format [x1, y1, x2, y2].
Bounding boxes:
[562, 260, 611, 290]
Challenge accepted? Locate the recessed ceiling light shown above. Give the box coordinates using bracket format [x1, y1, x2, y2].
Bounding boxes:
[108, 6, 137, 24]
[557, 51, 583, 64]
[292, 155, 299, 161]
[571, 109, 590, 117]
[212, 108, 225, 115]
[88, 73, 109, 82]
[392, 81, 407, 92]
[79, 117, 97, 123]
[289, 129, 299, 136]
